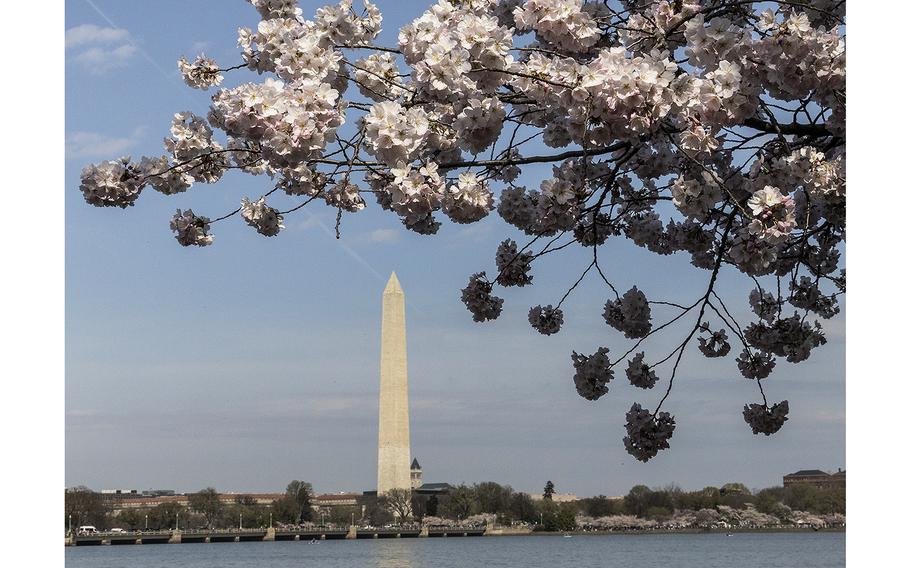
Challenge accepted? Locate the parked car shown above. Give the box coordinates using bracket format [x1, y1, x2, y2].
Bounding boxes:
[110, 528, 126, 534]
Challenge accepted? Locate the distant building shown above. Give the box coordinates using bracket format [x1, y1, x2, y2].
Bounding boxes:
[100, 489, 139, 502]
[142, 489, 175, 497]
[112, 492, 285, 511]
[783, 468, 846, 488]
[410, 458, 423, 489]
[101, 489, 139, 495]
[529, 493, 579, 503]
[312, 493, 361, 511]
[414, 482, 451, 496]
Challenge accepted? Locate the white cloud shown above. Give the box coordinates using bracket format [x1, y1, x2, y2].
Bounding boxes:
[65, 24, 130, 48]
[66, 24, 136, 73]
[455, 222, 493, 242]
[65, 127, 145, 160]
[190, 41, 212, 54]
[367, 228, 401, 244]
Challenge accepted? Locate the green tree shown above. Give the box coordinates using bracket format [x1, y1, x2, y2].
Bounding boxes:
[555, 503, 577, 531]
[327, 505, 360, 525]
[385, 488, 414, 520]
[286, 480, 315, 523]
[508, 492, 537, 524]
[364, 496, 394, 526]
[720, 482, 751, 496]
[411, 493, 429, 520]
[147, 502, 185, 530]
[624, 485, 652, 518]
[438, 484, 476, 520]
[537, 499, 558, 530]
[754, 488, 791, 519]
[676, 486, 721, 511]
[114, 508, 145, 530]
[580, 495, 623, 517]
[537, 499, 575, 531]
[543, 481, 555, 500]
[188, 487, 223, 528]
[65, 487, 108, 531]
[425, 495, 439, 517]
[223, 502, 269, 529]
[474, 482, 513, 514]
[645, 506, 673, 522]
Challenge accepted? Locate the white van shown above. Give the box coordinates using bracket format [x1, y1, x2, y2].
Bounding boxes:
[78, 526, 97, 535]
[110, 528, 125, 534]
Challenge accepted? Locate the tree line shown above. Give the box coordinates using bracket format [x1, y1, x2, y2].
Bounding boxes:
[65, 479, 844, 531]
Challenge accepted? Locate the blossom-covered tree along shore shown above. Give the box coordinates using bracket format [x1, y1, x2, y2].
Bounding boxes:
[78, 0, 846, 462]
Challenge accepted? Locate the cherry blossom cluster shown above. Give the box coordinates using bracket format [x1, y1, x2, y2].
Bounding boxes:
[603, 287, 652, 339]
[513, 0, 600, 53]
[736, 350, 776, 380]
[743, 401, 790, 436]
[353, 53, 405, 101]
[749, 288, 782, 323]
[240, 197, 284, 236]
[496, 167, 586, 237]
[626, 353, 658, 390]
[170, 209, 214, 247]
[623, 403, 676, 462]
[362, 101, 429, 164]
[528, 305, 563, 336]
[510, 48, 680, 147]
[326, 180, 366, 212]
[79, 158, 144, 208]
[671, 172, 723, 220]
[697, 325, 731, 358]
[571, 347, 614, 401]
[744, 315, 827, 364]
[370, 162, 445, 233]
[443, 172, 494, 224]
[454, 97, 506, 154]
[209, 78, 344, 172]
[494, 239, 533, 287]
[460, 272, 503, 322]
[178, 55, 224, 90]
[399, 0, 515, 101]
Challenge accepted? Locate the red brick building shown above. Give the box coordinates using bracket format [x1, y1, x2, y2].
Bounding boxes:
[783, 468, 846, 488]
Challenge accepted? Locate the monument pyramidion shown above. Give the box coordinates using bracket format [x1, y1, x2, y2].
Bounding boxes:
[377, 272, 411, 494]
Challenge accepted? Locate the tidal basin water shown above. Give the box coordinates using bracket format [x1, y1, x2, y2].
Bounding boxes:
[65, 532, 845, 568]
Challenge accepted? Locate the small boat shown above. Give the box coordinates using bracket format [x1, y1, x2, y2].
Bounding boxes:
[563, 535, 572, 538]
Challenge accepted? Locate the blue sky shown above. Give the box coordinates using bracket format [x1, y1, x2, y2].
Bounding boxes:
[65, 0, 845, 497]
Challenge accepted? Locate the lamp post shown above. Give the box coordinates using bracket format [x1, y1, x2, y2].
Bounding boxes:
[240, 512, 243, 530]
[68, 514, 72, 535]
[539, 513, 543, 528]
[269, 512, 272, 529]
[176, 512, 179, 531]
[351, 512, 355, 527]
[145, 515, 148, 530]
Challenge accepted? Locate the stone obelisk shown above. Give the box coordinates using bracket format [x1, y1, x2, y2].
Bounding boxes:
[377, 272, 411, 494]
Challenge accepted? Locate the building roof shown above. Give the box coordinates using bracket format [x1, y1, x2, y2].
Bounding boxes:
[785, 469, 830, 477]
[411, 458, 421, 470]
[415, 482, 451, 494]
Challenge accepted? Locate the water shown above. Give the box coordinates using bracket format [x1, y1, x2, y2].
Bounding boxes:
[65, 532, 845, 568]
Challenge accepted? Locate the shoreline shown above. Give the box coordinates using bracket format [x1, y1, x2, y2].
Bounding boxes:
[522, 527, 846, 537]
[66, 526, 844, 546]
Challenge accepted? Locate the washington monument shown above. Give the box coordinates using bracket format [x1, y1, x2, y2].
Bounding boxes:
[377, 272, 411, 494]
